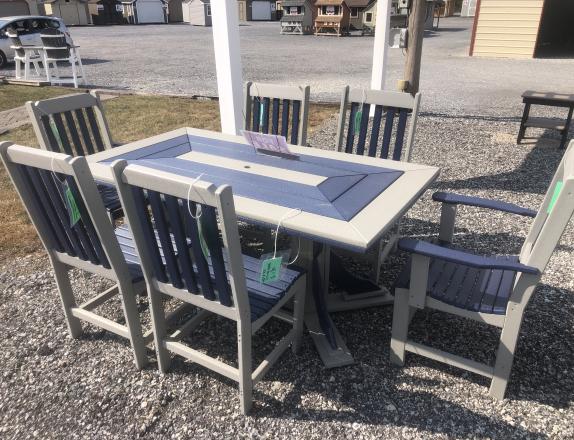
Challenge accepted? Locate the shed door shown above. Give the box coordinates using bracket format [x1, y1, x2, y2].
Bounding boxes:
[58, 2, 82, 25]
[0, 1, 30, 16]
[251, 1, 271, 20]
[136, 1, 165, 23]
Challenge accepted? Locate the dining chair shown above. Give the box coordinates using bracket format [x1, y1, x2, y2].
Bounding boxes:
[0, 142, 149, 369]
[334, 86, 422, 288]
[40, 28, 86, 88]
[26, 91, 122, 221]
[244, 81, 310, 146]
[6, 28, 44, 81]
[111, 160, 307, 414]
[390, 140, 574, 400]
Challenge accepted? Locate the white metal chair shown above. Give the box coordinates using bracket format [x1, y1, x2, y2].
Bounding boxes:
[112, 160, 307, 414]
[40, 29, 86, 88]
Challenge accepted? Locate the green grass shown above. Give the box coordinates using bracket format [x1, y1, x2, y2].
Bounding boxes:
[0, 84, 85, 112]
[0, 91, 338, 261]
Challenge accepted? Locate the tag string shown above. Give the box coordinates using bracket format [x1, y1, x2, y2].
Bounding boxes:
[186, 173, 205, 219]
[273, 208, 302, 260]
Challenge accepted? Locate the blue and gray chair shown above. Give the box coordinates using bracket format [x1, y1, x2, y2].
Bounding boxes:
[391, 140, 574, 399]
[111, 160, 307, 414]
[244, 81, 310, 146]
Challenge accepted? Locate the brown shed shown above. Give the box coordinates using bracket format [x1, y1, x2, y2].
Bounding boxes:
[314, 0, 350, 36]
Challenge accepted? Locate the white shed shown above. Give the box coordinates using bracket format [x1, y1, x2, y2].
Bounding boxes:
[43, 0, 92, 25]
[182, 0, 211, 25]
[0, 0, 39, 16]
[123, 0, 167, 23]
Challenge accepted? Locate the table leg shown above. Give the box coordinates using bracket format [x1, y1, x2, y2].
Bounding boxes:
[517, 102, 530, 144]
[298, 238, 354, 368]
[561, 107, 573, 150]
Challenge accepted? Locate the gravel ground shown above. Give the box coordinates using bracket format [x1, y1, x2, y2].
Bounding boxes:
[1, 109, 573, 438]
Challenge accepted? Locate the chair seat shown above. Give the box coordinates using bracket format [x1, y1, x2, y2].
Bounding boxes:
[396, 248, 518, 315]
[114, 225, 304, 321]
[96, 182, 123, 219]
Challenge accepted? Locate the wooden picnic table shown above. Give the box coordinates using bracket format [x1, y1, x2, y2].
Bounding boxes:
[87, 127, 439, 368]
[518, 90, 574, 150]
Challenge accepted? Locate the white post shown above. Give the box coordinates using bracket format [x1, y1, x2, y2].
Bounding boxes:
[370, 0, 392, 92]
[211, 0, 244, 135]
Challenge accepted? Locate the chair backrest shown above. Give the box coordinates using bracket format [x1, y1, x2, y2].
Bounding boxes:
[5, 28, 25, 58]
[0, 142, 130, 281]
[336, 87, 421, 162]
[26, 91, 114, 155]
[244, 81, 310, 146]
[111, 161, 250, 320]
[519, 140, 574, 273]
[41, 28, 70, 60]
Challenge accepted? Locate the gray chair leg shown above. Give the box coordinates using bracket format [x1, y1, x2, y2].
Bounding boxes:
[489, 307, 524, 400]
[237, 320, 253, 415]
[148, 287, 171, 373]
[291, 284, 306, 354]
[390, 288, 412, 366]
[118, 281, 148, 370]
[52, 261, 83, 338]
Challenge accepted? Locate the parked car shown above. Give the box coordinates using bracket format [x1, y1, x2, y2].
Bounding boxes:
[0, 16, 72, 68]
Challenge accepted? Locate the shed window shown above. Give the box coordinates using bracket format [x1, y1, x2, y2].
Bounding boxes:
[365, 12, 372, 22]
[206, 4, 211, 16]
[350, 7, 359, 18]
[323, 5, 338, 15]
[288, 6, 302, 14]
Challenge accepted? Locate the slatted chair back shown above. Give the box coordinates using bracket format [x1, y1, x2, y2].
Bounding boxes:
[5, 29, 25, 58]
[0, 142, 129, 279]
[336, 87, 421, 162]
[26, 91, 114, 156]
[40, 28, 70, 60]
[244, 82, 310, 146]
[112, 161, 250, 321]
[519, 140, 574, 274]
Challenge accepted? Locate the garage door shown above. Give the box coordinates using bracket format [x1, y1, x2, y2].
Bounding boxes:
[0, 1, 30, 17]
[251, 1, 270, 20]
[136, 1, 165, 23]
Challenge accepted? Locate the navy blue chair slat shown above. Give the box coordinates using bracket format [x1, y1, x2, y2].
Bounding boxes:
[380, 108, 396, 159]
[252, 98, 261, 132]
[355, 103, 370, 156]
[131, 187, 168, 283]
[466, 269, 493, 313]
[52, 113, 73, 156]
[393, 109, 408, 161]
[63, 111, 85, 156]
[182, 204, 216, 301]
[345, 102, 359, 154]
[368, 105, 384, 157]
[281, 99, 290, 138]
[23, 166, 68, 253]
[201, 206, 232, 306]
[478, 267, 505, 314]
[74, 109, 96, 155]
[440, 264, 470, 304]
[65, 175, 111, 268]
[271, 98, 280, 135]
[148, 191, 183, 288]
[85, 107, 104, 152]
[40, 116, 60, 153]
[261, 97, 270, 134]
[291, 100, 301, 145]
[165, 196, 199, 293]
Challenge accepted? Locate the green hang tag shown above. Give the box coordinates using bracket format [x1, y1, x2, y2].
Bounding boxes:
[64, 183, 81, 226]
[259, 101, 265, 127]
[197, 219, 210, 261]
[354, 110, 362, 134]
[547, 181, 564, 214]
[49, 118, 64, 151]
[260, 256, 282, 284]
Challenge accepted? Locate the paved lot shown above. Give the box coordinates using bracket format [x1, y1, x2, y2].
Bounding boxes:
[3, 18, 572, 115]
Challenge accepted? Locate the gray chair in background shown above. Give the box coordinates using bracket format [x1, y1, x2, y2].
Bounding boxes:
[26, 91, 122, 220]
[244, 81, 310, 146]
[0, 143, 148, 369]
[40, 28, 86, 88]
[112, 160, 307, 414]
[391, 140, 574, 400]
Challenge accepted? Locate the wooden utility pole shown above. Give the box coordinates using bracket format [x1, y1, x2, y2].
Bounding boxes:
[402, 0, 428, 95]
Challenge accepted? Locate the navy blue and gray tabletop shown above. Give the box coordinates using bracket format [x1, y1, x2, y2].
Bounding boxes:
[88, 127, 440, 367]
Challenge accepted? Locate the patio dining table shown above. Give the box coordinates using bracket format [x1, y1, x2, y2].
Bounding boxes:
[87, 127, 440, 368]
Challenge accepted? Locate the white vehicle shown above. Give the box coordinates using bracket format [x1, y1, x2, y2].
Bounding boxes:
[0, 16, 72, 68]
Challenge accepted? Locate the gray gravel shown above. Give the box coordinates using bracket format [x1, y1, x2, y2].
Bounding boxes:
[1, 109, 573, 438]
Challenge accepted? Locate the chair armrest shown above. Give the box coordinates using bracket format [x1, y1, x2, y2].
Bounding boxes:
[432, 192, 537, 218]
[398, 238, 540, 274]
